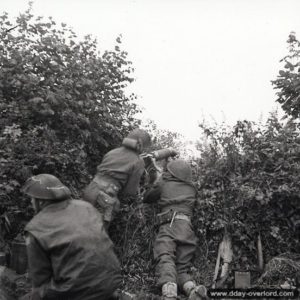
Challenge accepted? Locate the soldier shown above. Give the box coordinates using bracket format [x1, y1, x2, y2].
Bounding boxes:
[83, 128, 152, 229]
[22, 174, 121, 300]
[143, 159, 208, 300]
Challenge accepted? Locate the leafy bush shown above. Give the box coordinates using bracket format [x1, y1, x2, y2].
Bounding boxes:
[0, 6, 140, 238]
[272, 32, 300, 119]
[194, 114, 300, 272]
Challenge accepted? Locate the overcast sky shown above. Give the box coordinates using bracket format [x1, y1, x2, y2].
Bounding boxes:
[2, 0, 300, 140]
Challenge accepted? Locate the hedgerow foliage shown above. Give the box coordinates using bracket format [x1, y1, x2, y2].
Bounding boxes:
[272, 32, 300, 119]
[0, 6, 140, 233]
[110, 34, 300, 294]
[109, 114, 300, 294]
[194, 115, 300, 271]
[141, 119, 185, 151]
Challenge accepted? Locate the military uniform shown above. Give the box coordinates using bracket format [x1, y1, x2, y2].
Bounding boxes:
[144, 160, 207, 300]
[83, 145, 145, 223]
[83, 129, 151, 225]
[22, 174, 121, 300]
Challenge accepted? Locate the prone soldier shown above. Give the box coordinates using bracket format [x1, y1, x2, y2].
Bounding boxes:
[143, 159, 208, 300]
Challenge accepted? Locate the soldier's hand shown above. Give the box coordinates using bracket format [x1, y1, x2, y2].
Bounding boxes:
[168, 147, 179, 157]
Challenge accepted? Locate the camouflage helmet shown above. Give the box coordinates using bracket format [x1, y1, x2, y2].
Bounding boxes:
[167, 159, 192, 183]
[21, 174, 71, 201]
[127, 128, 151, 149]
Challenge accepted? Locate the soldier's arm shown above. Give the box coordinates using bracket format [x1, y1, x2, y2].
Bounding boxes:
[143, 174, 163, 204]
[143, 185, 161, 203]
[123, 158, 145, 196]
[25, 232, 52, 289]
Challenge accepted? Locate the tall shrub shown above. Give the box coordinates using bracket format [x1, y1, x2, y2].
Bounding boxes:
[0, 6, 140, 233]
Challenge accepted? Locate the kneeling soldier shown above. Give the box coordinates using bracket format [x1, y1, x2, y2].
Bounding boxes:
[144, 159, 208, 300]
[22, 174, 121, 300]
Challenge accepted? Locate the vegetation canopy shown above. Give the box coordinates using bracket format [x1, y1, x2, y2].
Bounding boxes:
[272, 32, 300, 119]
[0, 5, 140, 232]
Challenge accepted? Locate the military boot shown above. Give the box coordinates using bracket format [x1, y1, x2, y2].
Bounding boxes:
[183, 281, 208, 300]
[111, 289, 136, 300]
[188, 285, 208, 300]
[162, 282, 177, 300]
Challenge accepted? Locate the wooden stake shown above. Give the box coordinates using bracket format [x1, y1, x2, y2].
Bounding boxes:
[257, 232, 264, 271]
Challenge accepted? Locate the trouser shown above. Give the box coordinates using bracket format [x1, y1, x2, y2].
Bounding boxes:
[153, 219, 198, 289]
[83, 180, 120, 224]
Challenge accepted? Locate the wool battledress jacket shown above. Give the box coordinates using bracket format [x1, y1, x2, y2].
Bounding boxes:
[25, 199, 121, 300]
[96, 145, 145, 196]
[144, 172, 197, 216]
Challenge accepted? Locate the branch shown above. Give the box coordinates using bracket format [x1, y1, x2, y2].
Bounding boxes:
[5, 25, 18, 33]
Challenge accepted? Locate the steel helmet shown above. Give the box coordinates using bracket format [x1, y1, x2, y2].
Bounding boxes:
[167, 159, 192, 183]
[21, 174, 71, 201]
[127, 128, 151, 149]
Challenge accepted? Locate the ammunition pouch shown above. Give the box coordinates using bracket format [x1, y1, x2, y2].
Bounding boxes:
[95, 192, 120, 223]
[83, 178, 120, 223]
[156, 209, 175, 226]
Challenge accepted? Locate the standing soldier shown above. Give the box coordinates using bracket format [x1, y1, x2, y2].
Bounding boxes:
[143, 159, 208, 300]
[22, 174, 121, 300]
[83, 128, 152, 229]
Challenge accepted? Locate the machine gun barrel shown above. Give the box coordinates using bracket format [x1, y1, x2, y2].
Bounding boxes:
[151, 147, 178, 161]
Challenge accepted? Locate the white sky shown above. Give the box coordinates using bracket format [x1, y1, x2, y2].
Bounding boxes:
[2, 0, 300, 140]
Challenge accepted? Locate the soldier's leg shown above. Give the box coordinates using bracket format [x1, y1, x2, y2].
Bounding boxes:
[176, 222, 208, 299]
[153, 225, 178, 299]
[176, 223, 197, 289]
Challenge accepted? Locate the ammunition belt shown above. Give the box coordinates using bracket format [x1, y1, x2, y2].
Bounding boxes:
[156, 210, 191, 226]
[174, 213, 191, 222]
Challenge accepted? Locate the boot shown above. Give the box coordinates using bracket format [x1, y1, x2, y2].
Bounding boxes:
[162, 282, 177, 300]
[183, 281, 196, 296]
[111, 289, 136, 300]
[189, 285, 208, 300]
[183, 281, 208, 300]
